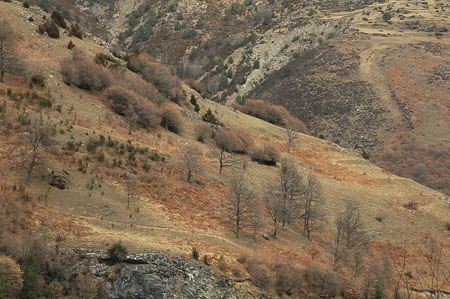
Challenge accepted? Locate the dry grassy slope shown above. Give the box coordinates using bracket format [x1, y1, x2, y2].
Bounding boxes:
[1, 0, 449, 290]
[250, 0, 450, 195]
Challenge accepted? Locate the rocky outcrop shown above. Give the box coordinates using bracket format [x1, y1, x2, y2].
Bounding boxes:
[107, 252, 256, 299]
[70, 251, 259, 299]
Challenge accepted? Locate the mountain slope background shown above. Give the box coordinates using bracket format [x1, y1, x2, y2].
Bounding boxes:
[75, 0, 450, 196]
[0, 0, 449, 298]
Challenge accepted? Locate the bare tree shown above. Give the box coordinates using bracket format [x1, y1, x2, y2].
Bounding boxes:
[228, 172, 256, 239]
[263, 158, 304, 238]
[389, 240, 414, 299]
[279, 157, 303, 227]
[180, 144, 201, 183]
[300, 173, 323, 240]
[125, 178, 139, 210]
[286, 124, 298, 154]
[0, 19, 22, 82]
[331, 201, 368, 271]
[263, 185, 284, 238]
[248, 207, 263, 240]
[24, 115, 52, 181]
[415, 236, 450, 299]
[210, 129, 239, 174]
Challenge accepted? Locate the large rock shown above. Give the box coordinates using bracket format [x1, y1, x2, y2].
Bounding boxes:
[106, 252, 256, 299]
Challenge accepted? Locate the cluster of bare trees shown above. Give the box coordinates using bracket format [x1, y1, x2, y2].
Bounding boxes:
[331, 201, 369, 271]
[226, 157, 323, 240]
[227, 172, 262, 239]
[264, 158, 323, 239]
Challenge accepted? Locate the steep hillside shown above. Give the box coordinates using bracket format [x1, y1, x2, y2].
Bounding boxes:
[248, 0, 450, 196]
[78, 0, 450, 197]
[0, 1, 449, 298]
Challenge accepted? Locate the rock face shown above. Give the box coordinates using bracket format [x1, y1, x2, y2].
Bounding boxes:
[46, 170, 68, 190]
[107, 252, 256, 299]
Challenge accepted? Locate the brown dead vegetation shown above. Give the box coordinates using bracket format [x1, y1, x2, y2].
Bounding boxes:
[238, 99, 308, 133]
[61, 49, 111, 91]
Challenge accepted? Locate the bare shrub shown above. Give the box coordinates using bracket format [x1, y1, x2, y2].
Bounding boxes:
[195, 122, 212, 143]
[110, 43, 124, 59]
[192, 247, 199, 260]
[403, 200, 418, 210]
[104, 86, 132, 116]
[39, 20, 60, 38]
[177, 57, 203, 79]
[104, 86, 161, 129]
[128, 54, 184, 103]
[160, 104, 184, 134]
[214, 128, 246, 154]
[136, 103, 160, 129]
[302, 265, 339, 297]
[61, 49, 111, 91]
[250, 143, 280, 166]
[273, 262, 303, 296]
[69, 23, 83, 39]
[218, 256, 228, 272]
[95, 53, 119, 67]
[29, 74, 45, 88]
[202, 108, 221, 125]
[0, 19, 25, 82]
[244, 256, 272, 288]
[240, 99, 308, 132]
[51, 11, 66, 29]
[0, 255, 23, 298]
[111, 70, 160, 103]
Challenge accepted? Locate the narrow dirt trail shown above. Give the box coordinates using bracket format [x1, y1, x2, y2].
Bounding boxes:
[358, 42, 404, 122]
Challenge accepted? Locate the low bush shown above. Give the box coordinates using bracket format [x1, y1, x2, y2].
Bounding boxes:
[245, 256, 272, 288]
[86, 137, 100, 153]
[95, 53, 119, 67]
[29, 74, 45, 88]
[67, 40, 75, 50]
[195, 122, 212, 143]
[61, 50, 111, 91]
[302, 265, 339, 297]
[160, 104, 183, 134]
[250, 143, 279, 166]
[214, 127, 247, 154]
[104, 86, 160, 129]
[273, 262, 303, 296]
[107, 242, 127, 262]
[51, 11, 67, 29]
[202, 108, 221, 125]
[69, 23, 83, 39]
[135, 103, 160, 129]
[38, 20, 60, 38]
[104, 86, 130, 116]
[403, 200, 418, 210]
[111, 70, 159, 103]
[192, 247, 199, 260]
[240, 99, 307, 132]
[127, 54, 184, 103]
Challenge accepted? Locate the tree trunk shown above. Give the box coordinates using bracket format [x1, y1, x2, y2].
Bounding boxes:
[272, 220, 278, 238]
